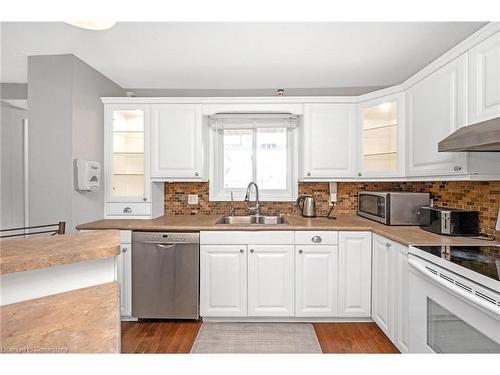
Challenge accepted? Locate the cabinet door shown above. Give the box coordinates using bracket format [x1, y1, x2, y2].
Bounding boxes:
[358, 93, 405, 178]
[116, 243, 132, 317]
[248, 245, 294, 317]
[338, 232, 372, 317]
[406, 54, 469, 176]
[105, 104, 150, 203]
[295, 245, 338, 317]
[200, 245, 247, 317]
[150, 104, 203, 179]
[302, 103, 357, 178]
[469, 31, 500, 124]
[393, 243, 409, 353]
[372, 234, 394, 339]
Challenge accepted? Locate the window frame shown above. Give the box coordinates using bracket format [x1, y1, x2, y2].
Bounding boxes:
[209, 125, 298, 202]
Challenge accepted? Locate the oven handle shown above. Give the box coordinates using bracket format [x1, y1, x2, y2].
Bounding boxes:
[408, 258, 500, 318]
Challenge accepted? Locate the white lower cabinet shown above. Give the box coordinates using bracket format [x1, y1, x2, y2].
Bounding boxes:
[248, 245, 294, 317]
[393, 243, 409, 353]
[372, 233, 410, 353]
[295, 245, 338, 317]
[116, 230, 132, 318]
[372, 234, 394, 338]
[199, 230, 407, 335]
[338, 232, 372, 317]
[200, 244, 248, 317]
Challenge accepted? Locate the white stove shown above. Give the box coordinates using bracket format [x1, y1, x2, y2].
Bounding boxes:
[408, 244, 500, 353]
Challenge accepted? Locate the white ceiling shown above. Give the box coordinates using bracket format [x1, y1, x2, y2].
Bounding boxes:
[1, 22, 487, 90]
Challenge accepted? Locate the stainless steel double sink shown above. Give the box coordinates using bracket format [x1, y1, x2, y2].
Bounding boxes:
[216, 215, 288, 225]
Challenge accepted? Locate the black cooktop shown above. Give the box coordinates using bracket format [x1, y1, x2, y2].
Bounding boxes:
[414, 245, 500, 282]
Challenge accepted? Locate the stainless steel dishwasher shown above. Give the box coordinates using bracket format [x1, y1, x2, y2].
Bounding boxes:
[132, 232, 199, 319]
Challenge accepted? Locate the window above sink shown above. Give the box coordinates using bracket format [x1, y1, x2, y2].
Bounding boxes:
[208, 113, 299, 201]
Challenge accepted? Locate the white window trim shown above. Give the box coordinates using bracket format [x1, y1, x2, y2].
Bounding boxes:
[209, 126, 299, 202]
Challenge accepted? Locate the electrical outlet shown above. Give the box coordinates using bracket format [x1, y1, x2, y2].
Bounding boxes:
[187, 194, 199, 205]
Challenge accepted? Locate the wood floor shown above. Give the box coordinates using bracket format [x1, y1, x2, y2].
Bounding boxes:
[121, 321, 399, 354]
[313, 323, 399, 353]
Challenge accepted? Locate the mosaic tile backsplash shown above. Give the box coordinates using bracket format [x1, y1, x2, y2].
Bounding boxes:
[164, 181, 500, 236]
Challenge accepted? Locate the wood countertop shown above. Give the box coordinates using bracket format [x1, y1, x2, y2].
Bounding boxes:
[0, 282, 120, 353]
[0, 230, 120, 275]
[76, 215, 498, 247]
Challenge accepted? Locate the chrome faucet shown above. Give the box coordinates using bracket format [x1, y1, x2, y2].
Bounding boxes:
[228, 191, 236, 216]
[244, 182, 260, 216]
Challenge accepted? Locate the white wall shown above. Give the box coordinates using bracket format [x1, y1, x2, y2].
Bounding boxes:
[27, 55, 124, 232]
[0, 102, 27, 228]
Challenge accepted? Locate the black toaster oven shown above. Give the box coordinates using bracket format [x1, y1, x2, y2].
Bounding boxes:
[417, 206, 480, 236]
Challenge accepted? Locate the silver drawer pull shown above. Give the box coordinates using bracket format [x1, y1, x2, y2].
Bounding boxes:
[299, 249, 303, 254]
[250, 249, 254, 253]
[311, 236, 322, 243]
[121, 247, 127, 253]
[123, 207, 132, 213]
[240, 249, 244, 253]
[386, 242, 391, 247]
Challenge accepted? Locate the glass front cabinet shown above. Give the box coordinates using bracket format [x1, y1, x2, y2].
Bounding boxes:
[104, 104, 152, 217]
[357, 93, 405, 178]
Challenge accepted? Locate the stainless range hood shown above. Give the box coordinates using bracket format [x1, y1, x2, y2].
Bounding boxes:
[438, 117, 500, 152]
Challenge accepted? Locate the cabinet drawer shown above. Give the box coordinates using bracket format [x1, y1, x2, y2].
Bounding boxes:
[106, 202, 151, 216]
[295, 231, 338, 245]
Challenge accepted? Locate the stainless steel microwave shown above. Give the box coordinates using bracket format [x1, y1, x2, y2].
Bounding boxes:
[357, 192, 430, 225]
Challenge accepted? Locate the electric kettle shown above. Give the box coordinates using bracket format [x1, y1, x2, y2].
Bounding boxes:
[296, 195, 317, 218]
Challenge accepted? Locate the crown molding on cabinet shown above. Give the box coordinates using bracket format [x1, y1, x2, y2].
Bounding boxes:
[101, 96, 358, 104]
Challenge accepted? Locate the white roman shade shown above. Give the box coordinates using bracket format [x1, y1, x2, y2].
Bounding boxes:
[209, 113, 298, 130]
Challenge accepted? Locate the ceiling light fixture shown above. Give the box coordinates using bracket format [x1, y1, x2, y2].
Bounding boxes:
[65, 21, 116, 31]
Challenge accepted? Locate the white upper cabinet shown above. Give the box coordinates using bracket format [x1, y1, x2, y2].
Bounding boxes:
[469, 31, 500, 124]
[104, 104, 150, 203]
[150, 104, 204, 179]
[247, 245, 295, 317]
[338, 232, 372, 317]
[406, 53, 469, 177]
[357, 93, 405, 178]
[302, 103, 357, 179]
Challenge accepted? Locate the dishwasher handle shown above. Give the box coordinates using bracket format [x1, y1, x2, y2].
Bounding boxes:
[156, 243, 177, 249]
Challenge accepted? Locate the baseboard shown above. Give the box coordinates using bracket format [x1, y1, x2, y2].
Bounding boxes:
[202, 317, 373, 323]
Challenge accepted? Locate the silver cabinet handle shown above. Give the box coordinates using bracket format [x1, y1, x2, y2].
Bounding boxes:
[121, 247, 127, 253]
[307, 172, 311, 176]
[240, 249, 244, 253]
[453, 165, 462, 171]
[386, 242, 391, 247]
[358, 172, 362, 176]
[312, 236, 322, 243]
[157, 243, 176, 249]
[195, 171, 199, 176]
[250, 249, 254, 253]
[143, 197, 147, 201]
[123, 207, 132, 213]
[299, 249, 303, 254]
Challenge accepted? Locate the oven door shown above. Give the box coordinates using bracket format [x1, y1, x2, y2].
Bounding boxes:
[408, 255, 500, 353]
